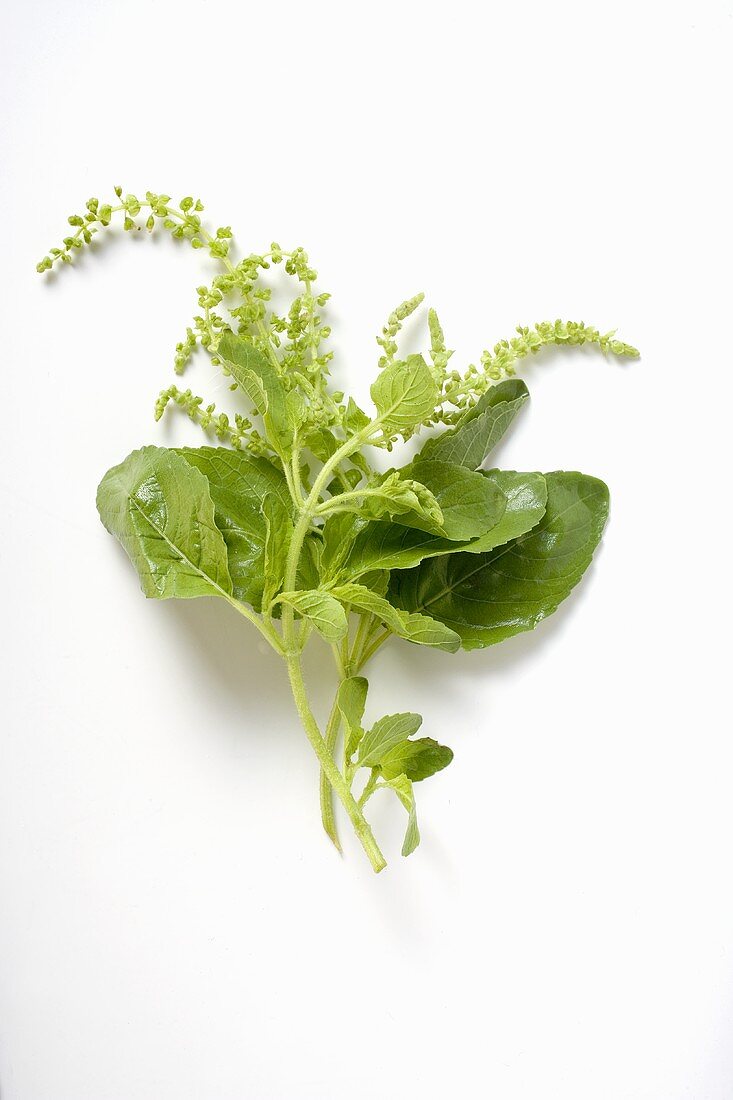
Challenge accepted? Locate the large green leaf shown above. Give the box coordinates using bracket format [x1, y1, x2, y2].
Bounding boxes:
[390, 471, 609, 650]
[370, 354, 438, 433]
[337, 479, 509, 577]
[97, 446, 232, 600]
[176, 446, 291, 608]
[461, 470, 547, 554]
[416, 379, 529, 469]
[337, 469, 544, 579]
[217, 331, 293, 453]
[393, 459, 507, 540]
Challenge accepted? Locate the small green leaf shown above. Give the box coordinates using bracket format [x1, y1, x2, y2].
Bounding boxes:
[370, 354, 438, 433]
[337, 676, 368, 760]
[297, 531, 322, 592]
[359, 712, 423, 767]
[278, 589, 348, 642]
[344, 397, 371, 433]
[390, 471, 609, 649]
[380, 737, 453, 782]
[320, 511, 367, 581]
[218, 332, 293, 454]
[96, 446, 232, 600]
[330, 583, 460, 652]
[303, 427, 340, 463]
[417, 379, 529, 469]
[262, 495, 293, 610]
[385, 773, 420, 856]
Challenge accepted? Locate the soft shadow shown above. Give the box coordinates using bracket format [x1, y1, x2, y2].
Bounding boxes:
[39, 221, 189, 284]
[154, 595, 339, 754]
[375, 553, 603, 702]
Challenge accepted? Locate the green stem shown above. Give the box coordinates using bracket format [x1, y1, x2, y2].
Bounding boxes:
[356, 628, 391, 669]
[287, 655, 385, 873]
[319, 690, 343, 852]
[279, 421, 387, 870]
[315, 488, 385, 517]
[358, 769, 381, 809]
[349, 613, 374, 672]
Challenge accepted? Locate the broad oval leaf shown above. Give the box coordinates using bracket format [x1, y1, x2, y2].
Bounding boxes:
[338, 478, 508, 577]
[417, 379, 529, 469]
[390, 471, 609, 649]
[370, 354, 438, 433]
[395, 459, 507, 540]
[462, 470, 547, 554]
[177, 446, 291, 608]
[97, 446, 232, 600]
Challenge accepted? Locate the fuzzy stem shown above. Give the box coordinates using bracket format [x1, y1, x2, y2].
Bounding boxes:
[287, 656, 385, 872]
[319, 690, 343, 852]
[280, 420, 386, 870]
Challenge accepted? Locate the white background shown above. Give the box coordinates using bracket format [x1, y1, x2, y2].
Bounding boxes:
[1, 1, 732, 1097]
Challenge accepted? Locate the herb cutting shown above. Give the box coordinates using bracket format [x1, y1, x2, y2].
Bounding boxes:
[38, 190, 638, 871]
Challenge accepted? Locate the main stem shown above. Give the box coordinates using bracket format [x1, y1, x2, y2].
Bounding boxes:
[281, 421, 388, 872]
[287, 656, 385, 872]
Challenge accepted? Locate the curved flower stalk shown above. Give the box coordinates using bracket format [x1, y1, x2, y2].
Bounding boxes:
[38, 189, 638, 871]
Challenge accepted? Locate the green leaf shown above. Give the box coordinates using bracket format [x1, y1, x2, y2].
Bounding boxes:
[390, 471, 609, 650]
[320, 511, 367, 581]
[176, 446, 291, 608]
[339, 476, 508, 577]
[344, 397, 371, 433]
[262, 494, 293, 609]
[395, 459, 507, 540]
[358, 712, 423, 767]
[330, 583, 460, 652]
[303, 427, 340, 463]
[461, 470, 548, 554]
[278, 590, 348, 642]
[337, 676, 368, 760]
[417, 379, 529, 469]
[370, 354, 438, 433]
[380, 737, 453, 782]
[217, 332, 293, 453]
[385, 774, 420, 856]
[297, 531, 322, 592]
[97, 446, 232, 600]
[358, 570, 390, 596]
[325, 471, 444, 527]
